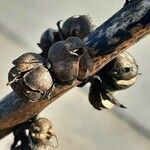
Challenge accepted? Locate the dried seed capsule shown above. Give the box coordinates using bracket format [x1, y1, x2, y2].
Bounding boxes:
[30, 118, 53, 142]
[99, 51, 138, 90]
[37, 28, 60, 58]
[7, 52, 45, 87]
[48, 36, 93, 84]
[23, 65, 53, 93]
[57, 15, 94, 40]
[23, 65, 53, 101]
[89, 77, 126, 110]
[13, 52, 45, 73]
[88, 51, 138, 110]
[8, 52, 54, 101]
[29, 118, 58, 149]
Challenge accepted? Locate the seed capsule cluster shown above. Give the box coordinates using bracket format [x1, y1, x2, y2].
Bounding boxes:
[38, 15, 94, 84]
[7, 15, 94, 102]
[8, 14, 138, 108]
[42, 14, 138, 110]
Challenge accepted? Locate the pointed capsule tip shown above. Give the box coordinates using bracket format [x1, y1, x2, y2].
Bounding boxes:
[120, 104, 127, 109]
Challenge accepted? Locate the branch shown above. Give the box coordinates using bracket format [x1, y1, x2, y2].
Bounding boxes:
[0, 0, 149, 139]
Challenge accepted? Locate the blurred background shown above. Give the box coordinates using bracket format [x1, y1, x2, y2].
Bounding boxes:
[0, 0, 150, 149]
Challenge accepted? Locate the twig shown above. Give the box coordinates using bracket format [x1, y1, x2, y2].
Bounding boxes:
[0, 0, 149, 139]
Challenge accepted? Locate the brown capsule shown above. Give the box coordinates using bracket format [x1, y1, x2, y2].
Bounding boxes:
[13, 52, 45, 73]
[8, 53, 54, 101]
[29, 118, 58, 146]
[23, 65, 53, 93]
[58, 15, 95, 40]
[78, 50, 93, 80]
[99, 51, 139, 90]
[20, 118, 58, 150]
[88, 51, 138, 111]
[89, 77, 126, 111]
[37, 28, 60, 58]
[8, 67, 29, 100]
[48, 36, 93, 84]
[7, 53, 45, 86]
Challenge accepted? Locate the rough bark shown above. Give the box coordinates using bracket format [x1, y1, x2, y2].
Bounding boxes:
[0, 0, 149, 139]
